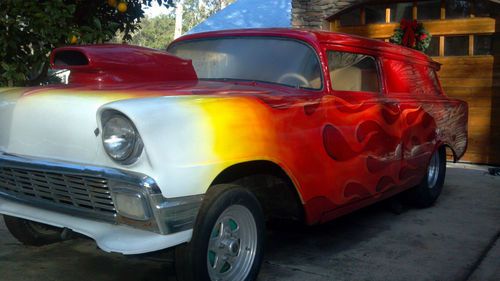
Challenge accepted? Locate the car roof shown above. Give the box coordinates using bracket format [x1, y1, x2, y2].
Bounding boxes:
[171, 28, 438, 68]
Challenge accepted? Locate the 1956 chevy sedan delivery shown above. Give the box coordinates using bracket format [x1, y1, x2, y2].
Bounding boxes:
[0, 29, 467, 281]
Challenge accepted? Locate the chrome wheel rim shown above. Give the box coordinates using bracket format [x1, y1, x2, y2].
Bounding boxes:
[427, 151, 440, 188]
[207, 205, 257, 281]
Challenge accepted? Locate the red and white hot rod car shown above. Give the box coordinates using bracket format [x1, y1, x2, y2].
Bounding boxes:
[0, 29, 467, 281]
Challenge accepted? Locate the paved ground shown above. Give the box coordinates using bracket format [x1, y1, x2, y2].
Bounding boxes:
[0, 164, 499, 281]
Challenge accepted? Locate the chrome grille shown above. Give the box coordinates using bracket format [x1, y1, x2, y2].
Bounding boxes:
[0, 167, 115, 215]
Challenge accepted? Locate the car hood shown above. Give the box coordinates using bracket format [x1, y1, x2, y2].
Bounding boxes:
[0, 81, 288, 165]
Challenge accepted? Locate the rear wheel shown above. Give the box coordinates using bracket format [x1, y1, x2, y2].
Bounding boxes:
[405, 147, 446, 208]
[175, 184, 265, 281]
[3, 215, 64, 246]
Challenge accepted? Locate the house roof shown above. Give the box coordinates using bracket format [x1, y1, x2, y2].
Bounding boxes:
[187, 0, 292, 34]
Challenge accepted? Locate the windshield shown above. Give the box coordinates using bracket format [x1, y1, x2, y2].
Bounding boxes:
[168, 37, 322, 90]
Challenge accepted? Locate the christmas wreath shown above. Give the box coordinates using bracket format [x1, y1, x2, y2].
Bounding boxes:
[390, 19, 431, 52]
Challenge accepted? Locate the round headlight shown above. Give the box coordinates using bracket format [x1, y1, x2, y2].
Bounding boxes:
[102, 114, 143, 164]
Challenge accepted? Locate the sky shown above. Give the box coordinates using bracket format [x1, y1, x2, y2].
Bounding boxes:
[143, 2, 172, 18]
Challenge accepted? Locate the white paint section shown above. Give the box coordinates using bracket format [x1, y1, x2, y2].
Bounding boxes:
[99, 96, 224, 198]
[4, 92, 110, 164]
[0, 198, 192, 254]
[0, 88, 24, 153]
[187, 0, 292, 34]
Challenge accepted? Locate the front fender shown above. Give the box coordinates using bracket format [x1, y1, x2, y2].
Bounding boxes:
[98, 95, 280, 198]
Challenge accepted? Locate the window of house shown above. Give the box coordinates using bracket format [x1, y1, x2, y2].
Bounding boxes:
[474, 35, 493, 55]
[339, 8, 361, 26]
[446, 0, 471, 19]
[426, 36, 440, 56]
[365, 4, 387, 24]
[391, 2, 413, 22]
[327, 51, 380, 92]
[475, 0, 493, 17]
[445, 36, 469, 56]
[417, 0, 441, 20]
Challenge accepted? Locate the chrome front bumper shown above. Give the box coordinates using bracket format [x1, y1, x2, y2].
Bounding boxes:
[0, 152, 203, 235]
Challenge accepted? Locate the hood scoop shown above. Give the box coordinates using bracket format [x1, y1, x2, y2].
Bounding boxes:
[50, 44, 198, 85]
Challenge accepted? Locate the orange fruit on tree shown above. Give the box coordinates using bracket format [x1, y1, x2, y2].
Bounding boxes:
[107, 0, 117, 7]
[117, 2, 127, 13]
[70, 35, 78, 44]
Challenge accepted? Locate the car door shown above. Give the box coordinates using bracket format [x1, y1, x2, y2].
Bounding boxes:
[321, 48, 403, 205]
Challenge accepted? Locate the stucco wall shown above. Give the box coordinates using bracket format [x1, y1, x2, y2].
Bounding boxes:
[292, 0, 366, 29]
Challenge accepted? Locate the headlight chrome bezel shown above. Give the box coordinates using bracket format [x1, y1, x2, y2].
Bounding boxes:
[101, 110, 143, 165]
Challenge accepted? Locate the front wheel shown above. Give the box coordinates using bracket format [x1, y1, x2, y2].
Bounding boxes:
[3, 215, 64, 246]
[405, 147, 446, 208]
[175, 184, 265, 281]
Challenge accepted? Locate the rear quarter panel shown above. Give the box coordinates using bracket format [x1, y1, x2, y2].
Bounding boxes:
[382, 57, 468, 187]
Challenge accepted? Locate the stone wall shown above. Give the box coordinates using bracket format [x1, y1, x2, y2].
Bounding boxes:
[292, 0, 367, 29]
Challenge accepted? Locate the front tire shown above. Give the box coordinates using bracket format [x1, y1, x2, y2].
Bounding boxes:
[406, 147, 446, 208]
[3, 215, 63, 246]
[175, 184, 265, 281]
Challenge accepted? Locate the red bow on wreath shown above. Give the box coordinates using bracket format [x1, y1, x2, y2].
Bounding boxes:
[401, 19, 418, 47]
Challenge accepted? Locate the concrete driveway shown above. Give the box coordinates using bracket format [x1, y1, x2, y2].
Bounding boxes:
[1, 164, 499, 281]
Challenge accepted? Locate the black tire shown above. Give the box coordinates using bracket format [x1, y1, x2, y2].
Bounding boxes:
[3, 215, 63, 246]
[405, 146, 446, 208]
[175, 184, 265, 281]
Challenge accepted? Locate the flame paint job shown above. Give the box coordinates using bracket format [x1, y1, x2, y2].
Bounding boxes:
[0, 29, 468, 226]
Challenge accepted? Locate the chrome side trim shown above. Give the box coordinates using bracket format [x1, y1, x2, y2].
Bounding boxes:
[0, 152, 203, 235]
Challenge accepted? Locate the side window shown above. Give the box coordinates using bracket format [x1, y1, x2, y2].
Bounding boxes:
[327, 51, 380, 93]
[382, 58, 441, 96]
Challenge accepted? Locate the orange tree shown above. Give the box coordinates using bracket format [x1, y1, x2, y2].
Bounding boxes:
[0, 0, 173, 86]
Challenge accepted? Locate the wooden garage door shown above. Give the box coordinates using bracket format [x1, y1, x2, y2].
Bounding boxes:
[436, 56, 500, 164]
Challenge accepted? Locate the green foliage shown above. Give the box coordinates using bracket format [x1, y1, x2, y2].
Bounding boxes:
[0, 0, 173, 87]
[122, 14, 176, 49]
